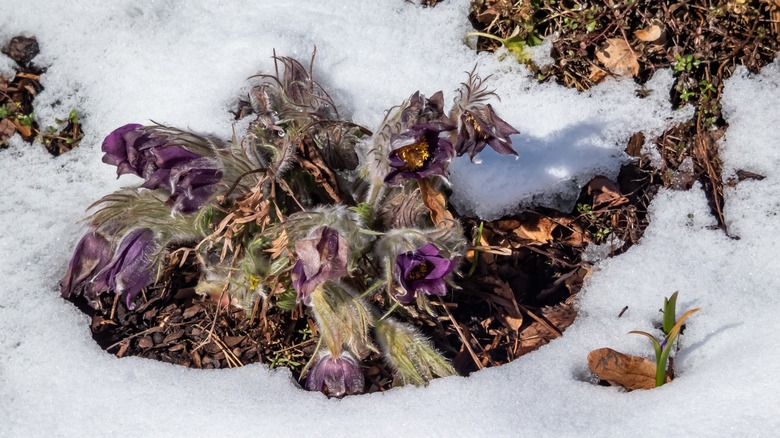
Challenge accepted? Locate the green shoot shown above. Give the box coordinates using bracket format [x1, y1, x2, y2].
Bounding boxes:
[466, 27, 532, 62]
[662, 291, 678, 335]
[467, 221, 484, 277]
[630, 292, 700, 387]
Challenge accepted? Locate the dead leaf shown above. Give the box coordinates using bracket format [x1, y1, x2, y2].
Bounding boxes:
[513, 215, 557, 245]
[485, 277, 523, 331]
[596, 38, 639, 77]
[588, 348, 669, 390]
[0, 118, 16, 143]
[634, 25, 662, 42]
[625, 132, 644, 157]
[418, 178, 453, 225]
[588, 65, 608, 84]
[11, 119, 31, 138]
[587, 176, 629, 211]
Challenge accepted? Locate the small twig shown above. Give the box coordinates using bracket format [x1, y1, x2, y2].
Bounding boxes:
[438, 296, 483, 370]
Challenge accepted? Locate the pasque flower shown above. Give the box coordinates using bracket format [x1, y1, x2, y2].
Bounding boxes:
[384, 125, 454, 184]
[102, 124, 222, 213]
[454, 104, 519, 160]
[93, 228, 158, 310]
[400, 91, 453, 130]
[60, 232, 112, 307]
[101, 123, 167, 178]
[395, 243, 457, 304]
[305, 351, 364, 397]
[291, 227, 349, 305]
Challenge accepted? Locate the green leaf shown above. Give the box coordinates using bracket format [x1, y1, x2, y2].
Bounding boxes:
[663, 291, 679, 335]
[656, 307, 700, 386]
[629, 330, 662, 359]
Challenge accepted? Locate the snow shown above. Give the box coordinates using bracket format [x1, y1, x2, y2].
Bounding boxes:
[1, 0, 779, 436]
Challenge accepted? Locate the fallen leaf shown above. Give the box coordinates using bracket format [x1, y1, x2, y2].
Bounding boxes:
[485, 277, 523, 331]
[634, 25, 662, 42]
[625, 132, 645, 157]
[588, 65, 608, 84]
[0, 118, 16, 143]
[418, 178, 453, 225]
[587, 176, 629, 211]
[11, 119, 32, 138]
[513, 215, 557, 245]
[588, 348, 669, 390]
[596, 38, 639, 77]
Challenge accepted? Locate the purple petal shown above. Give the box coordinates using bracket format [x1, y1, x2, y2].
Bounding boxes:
[61, 232, 112, 303]
[93, 228, 157, 310]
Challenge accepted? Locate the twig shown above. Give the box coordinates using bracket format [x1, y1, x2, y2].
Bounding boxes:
[438, 296, 483, 370]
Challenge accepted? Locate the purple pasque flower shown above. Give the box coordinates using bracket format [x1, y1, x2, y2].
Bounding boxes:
[61, 232, 112, 307]
[400, 91, 453, 130]
[166, 159, 223, 213]
[93, 228, 158, 310]
[454, 104, 519, 160]
[291, 227, 349, 305]
[101, 124, 167, 178]
[395, 243, 457, 304]
[305, 351, 364, 397]
[140, 147, 223, 213]
[384, 125, 454, 185]
[103, 124, 222, 213]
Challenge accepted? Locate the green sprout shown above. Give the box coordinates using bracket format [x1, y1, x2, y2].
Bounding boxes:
[17, 112, 34, 127]
[466, 26, 532, 63]
[673, 54, 701, 73]
[630, 291, 700, 387]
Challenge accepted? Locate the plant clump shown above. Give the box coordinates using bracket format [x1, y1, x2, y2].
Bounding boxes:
[62, 53, 535, 396]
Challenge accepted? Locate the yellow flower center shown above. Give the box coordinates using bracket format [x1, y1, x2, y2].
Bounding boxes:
[407, 261, 430, 280]
[396, 140, 431, 171]
[464, 113, 487, 138]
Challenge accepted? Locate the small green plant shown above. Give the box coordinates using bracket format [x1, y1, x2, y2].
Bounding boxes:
[677, 85, 696, 103]
[630, 291, 700, 387]
[466, 26, 533, 62]
[16, 112, 34, 126]
[673, 54, 701, 73]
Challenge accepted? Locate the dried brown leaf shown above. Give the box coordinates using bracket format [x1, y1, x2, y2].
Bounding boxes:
[625, 132, 645, 157]
[588, 65, 608, 84]
[486, 277, 523, 331]
[587, 348, 669, 390]
[513, 216, 557, 245]
[11, 119, 31, 138]
[0, 118, 16, 143]
[634, 25, 662, 42]
[587, 176, 629, 211]
[418, 178, 453, 225]
[596, 38, 639, 77]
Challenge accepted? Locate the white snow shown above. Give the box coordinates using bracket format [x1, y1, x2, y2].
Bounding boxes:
[1, 0, 779, 436]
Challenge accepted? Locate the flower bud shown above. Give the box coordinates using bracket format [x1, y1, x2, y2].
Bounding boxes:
[93, 228, 159, 310]
[305, 351, 364, 397]
[291, 227, 348, 305]
[375, 318, 455, 386]
[60, 232, 112, 308]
